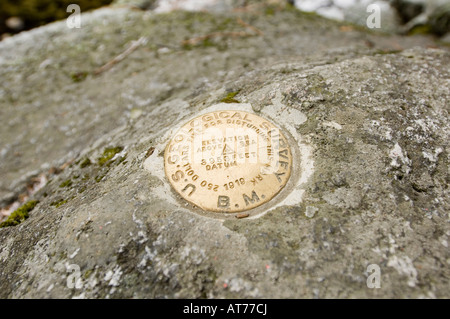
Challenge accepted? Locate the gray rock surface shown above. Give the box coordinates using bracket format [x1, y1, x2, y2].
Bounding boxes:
[0, 2, 449, 298]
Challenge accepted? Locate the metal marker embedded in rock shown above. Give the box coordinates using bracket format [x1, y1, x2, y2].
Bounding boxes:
[164, 110, 292, 214]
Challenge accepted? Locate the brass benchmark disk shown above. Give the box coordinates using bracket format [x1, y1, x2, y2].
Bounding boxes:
[164, 110, 292, 214]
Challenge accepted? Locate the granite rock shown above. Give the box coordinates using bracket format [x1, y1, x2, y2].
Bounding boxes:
[0, 3, 449, 298]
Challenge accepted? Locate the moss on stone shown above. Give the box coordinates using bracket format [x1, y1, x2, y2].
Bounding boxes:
[116, 154, 127, 165]
[78, 186, 87, 194]
[182, 37, 226, 51]
[408, 24, 433, 35]
[95, 173, 107, 183]
[83, 269, 94, 279]
[265, 6, 276, 16]
[79, 158, 92, 169]
[59, 179, 73, 188]
[71, 72, 89, 83]
[0, 200, 39, 228]
[220, 91, 241, 103]
[97, 146, 123, 166]
[50, 198, 69, 208]
[374, 49, 403, 55]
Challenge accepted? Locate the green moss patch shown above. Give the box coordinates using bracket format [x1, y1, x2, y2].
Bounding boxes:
[59, 179, 73, 188]
[79, 158, 92, 168]
[71, 71, 89, 83]
[0, 200, 39, 228]
[50, 198, 69, 208]
[408, 24, 432, 36]
[97, 146, 123, 166]
[220, 91, 241, 103]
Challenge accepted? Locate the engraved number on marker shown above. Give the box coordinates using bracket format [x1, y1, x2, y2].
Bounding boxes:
[200, 180, 219, 192]
[223, 178, 245, 191]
